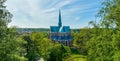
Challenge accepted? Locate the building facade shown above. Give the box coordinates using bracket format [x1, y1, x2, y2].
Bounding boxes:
[50, 10, 72, 46]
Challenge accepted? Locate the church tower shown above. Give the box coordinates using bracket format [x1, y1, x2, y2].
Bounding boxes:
[50, 10, 72, 46]
[58, 10, 62, 28]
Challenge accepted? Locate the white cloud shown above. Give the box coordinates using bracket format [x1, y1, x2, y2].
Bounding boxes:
[7, 0, 73, 22]
[75, 17, 80, 21]
[6, 0, 102, 28]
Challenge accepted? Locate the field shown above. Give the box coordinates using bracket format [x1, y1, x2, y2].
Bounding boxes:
[64, 54, 87, 61]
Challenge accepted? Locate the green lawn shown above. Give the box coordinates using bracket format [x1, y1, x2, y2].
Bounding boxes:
[64, 54, 87, 61]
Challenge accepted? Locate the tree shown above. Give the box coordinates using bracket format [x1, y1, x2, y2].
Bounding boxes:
[97, 0, 120, 27]
[86, 27, 114, 61]
[112, 28, 120, 61]
[72, 28, 92, 55]
[97, 0, 120, 60]
[0, 0, 27, 61]
[48, 44, 71, 61]
[86, 0, 120, 61]
[22, 32, 53, 61]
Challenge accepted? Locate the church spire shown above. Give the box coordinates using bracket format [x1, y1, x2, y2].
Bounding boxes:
[58, 10, 62, 27]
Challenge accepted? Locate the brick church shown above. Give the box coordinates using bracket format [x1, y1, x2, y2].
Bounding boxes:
[50, 10, 72, 46]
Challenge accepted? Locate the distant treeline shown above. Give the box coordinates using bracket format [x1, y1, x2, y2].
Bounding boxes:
[17, 28, 80, 33]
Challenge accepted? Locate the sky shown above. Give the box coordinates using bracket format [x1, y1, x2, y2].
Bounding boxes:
[6, 0, 104, 29]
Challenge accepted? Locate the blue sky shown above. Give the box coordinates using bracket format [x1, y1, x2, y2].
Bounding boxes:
[6, 0, 104, 28]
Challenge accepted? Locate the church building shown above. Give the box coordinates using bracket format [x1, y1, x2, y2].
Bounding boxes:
[50, 10, 72, 46]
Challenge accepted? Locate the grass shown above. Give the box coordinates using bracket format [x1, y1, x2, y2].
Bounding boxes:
[64, 54, 87, 61]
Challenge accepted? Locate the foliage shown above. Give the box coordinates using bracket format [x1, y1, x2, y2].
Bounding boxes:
[86, 28, 114, 61]
[0, 0, 27, 61]
[22, 32, 53, 61]
[97, 0, 120, 27]
[1, 0, 120, 61]
[86, 0, 120, 61]
[48, 44, 71, 61]
[72, 28, 92, 55]
[64, 54, 86, 61]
